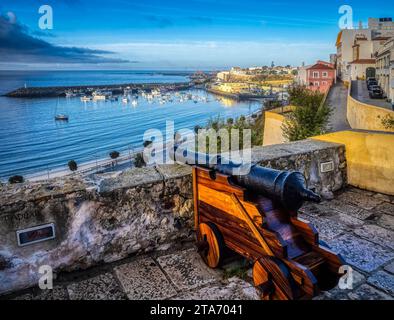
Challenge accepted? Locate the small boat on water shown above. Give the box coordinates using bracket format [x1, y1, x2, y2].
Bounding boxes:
[65, 91, 76, 98]
[81, 96, 92, 102]
[55, 114, 69, 121]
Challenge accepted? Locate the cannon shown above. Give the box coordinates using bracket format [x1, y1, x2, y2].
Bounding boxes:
[171, 147, 345, 300]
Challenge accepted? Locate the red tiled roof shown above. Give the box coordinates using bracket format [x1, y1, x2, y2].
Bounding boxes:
[350, 59, 376, 64]
[307, 63, 335, 70]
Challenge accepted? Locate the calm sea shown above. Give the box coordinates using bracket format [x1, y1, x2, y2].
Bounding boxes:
[0, 70, 261, 180]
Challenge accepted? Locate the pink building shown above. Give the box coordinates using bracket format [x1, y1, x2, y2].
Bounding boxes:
[306, 61, 336, 93]
[297, 60, 337, 93]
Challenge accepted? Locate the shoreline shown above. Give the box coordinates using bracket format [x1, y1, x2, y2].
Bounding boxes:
[4, 108, 264, 183]
[206, 87, 277, 101]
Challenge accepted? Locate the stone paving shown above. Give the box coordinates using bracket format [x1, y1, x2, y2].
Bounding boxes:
[2, 187, 393, 300]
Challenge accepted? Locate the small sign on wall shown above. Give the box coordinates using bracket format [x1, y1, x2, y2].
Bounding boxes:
[16, 223, 56, 247]
[320, 161, 335, 173]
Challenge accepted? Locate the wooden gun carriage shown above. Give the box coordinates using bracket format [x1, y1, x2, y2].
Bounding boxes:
[192, 166, 345, 300]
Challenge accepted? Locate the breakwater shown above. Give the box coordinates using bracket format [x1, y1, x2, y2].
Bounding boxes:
[4, 82, 193, 98]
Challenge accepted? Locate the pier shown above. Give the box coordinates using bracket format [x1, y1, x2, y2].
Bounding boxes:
[4, 82, 193, 98]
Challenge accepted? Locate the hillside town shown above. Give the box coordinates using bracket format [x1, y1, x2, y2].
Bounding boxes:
[211, 17, 394, 108]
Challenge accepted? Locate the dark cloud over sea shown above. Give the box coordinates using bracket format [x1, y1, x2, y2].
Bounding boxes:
[0, 13, 129, 64]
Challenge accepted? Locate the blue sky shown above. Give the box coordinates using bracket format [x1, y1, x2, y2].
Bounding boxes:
[0, 0, 393, 70]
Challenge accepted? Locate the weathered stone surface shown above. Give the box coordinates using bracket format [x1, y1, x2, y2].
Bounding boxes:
[300, 203, 364, 229]
[331, 213, 364, 229]
[373, 193, 394, 204]
[319, 289, 350, 300]
[67, 273, 126, 300]
[327, 200, 375, 220]
[301, 215, 346, 240]
[99, 167, 162, 193]
[384, 261, 394, 274]
[114, 258, 177, 300]
[157, 248, 220, 291]
[299, 202, 338, 217]
[377, 214, 394, 231]
[375, 202, 394, 216]
[367, 271, 394, 296]
[0, 177, 86, 205]
[348, 284, 392, 300]
[156, 164, 192, 180]
[12, 285, 69, 300]
[173, 277, 259, 300]
[328, 234, 394, 272]
[354, 224, 394, 250]
[336, 191, 383, 210]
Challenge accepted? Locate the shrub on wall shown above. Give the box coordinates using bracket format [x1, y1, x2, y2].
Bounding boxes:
[380, 114, 394, 130]
[281, 86, 331, 141]
[68, 160, 78, 172]
[195, 108, 265, 153]
[134, 153, 146, 168]
[8, 175, 24, 184]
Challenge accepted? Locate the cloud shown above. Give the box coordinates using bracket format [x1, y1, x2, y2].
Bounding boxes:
[0, 13, 129, 64]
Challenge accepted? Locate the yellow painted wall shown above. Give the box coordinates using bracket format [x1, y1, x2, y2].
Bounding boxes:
[347, 94, 394, 133]
[313, 131, 394, 195]
[263, 111, 287, 146]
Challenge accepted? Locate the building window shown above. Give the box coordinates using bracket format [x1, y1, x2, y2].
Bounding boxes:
[314, 81, 320, 87]
[322, 72, 328, 78]
[313, 71, 319, 78]
[322, 81, 327, 85]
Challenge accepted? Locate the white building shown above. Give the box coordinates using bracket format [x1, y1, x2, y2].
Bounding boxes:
[376, 38, 394, 103]
[336, 18, 394, 82]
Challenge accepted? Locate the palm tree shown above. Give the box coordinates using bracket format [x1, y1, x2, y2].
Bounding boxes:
[9, 175, 24, 184]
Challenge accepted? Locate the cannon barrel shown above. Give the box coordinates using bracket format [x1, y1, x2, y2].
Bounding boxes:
[170, 146, 321, 211]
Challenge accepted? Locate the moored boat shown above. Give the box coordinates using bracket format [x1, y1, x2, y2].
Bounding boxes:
[55, 114, 69, 121]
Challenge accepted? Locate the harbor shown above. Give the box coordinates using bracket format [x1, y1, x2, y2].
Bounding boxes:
[0, 82, 262, 181]
[4, 82, 193, 98]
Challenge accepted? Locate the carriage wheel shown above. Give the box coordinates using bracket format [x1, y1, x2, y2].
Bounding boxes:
[253, 256, 296, 300]
[197, 222, 225, 268]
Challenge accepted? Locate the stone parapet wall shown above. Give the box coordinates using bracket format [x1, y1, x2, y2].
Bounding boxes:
[348, 82, 394, 132]
[0, 139, 346, 295]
